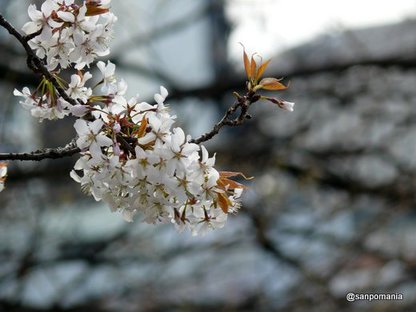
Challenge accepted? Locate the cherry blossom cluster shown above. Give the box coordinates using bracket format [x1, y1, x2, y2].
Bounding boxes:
[23, 0, 116, 70]
[69, 80, 244, 235]
[9, 0, 248, 235]
[14, 0, 116, 121]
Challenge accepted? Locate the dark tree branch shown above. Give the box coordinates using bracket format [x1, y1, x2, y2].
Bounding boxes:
[0, 140, 80, 161]
[23, 28, 42, 42]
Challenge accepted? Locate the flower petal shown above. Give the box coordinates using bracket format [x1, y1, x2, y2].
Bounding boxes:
[90, 119, 104, 134]
[74, 119, 88, 135]
[57, 11, 75, 23]
[96, 134, 113, 147]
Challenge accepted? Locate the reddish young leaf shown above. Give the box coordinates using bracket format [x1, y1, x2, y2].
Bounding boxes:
[219, 171, 253, 180]
[250, 55, 257, 81]
[217, 171, 252, 191]
[85, 4, 109, 16]
[242, 48, 252, 80]
[256, 59, 271, 81]
[217, 192, 231, 213]
[218, 178, 246, 190]
[259, 77, 288, 90]
[136, 115, 148, 138]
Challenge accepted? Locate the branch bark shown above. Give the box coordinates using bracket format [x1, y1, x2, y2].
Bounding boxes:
[0, 140, 80, 161]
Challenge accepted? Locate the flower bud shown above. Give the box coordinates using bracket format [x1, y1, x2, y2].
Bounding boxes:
[265, 97, 295, 112]
[279, 100, 295, 112]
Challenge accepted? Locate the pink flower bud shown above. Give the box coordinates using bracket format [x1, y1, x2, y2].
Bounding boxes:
[113, 122, 121, 133]
[265, 97, 295, 112]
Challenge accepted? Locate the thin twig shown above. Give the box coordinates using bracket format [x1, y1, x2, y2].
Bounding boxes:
[117, 134, 136, 156]
[190, 91, 260, 144]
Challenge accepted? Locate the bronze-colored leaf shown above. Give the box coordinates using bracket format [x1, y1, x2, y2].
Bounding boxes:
[259, 77, 288, 90]
[219, 171, 253, 180]
[217, 192, 231, 213]
[250, 55, 257, 81]
[221, 178, 247, 190]
[217, 171, 252, 191]
[242, 47, 251, 80]
[86, 5, 110, 16]
[256, 59, 271, 81]
[136, 115, 148, 138]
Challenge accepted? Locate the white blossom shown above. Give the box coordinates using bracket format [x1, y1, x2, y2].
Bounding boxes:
[74, 119, 113, 157]
[97, 61, 117, 93]
[67, 72, 93, 102]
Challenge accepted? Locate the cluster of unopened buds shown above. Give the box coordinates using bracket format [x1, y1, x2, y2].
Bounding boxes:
[1, 0, 294, 235]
